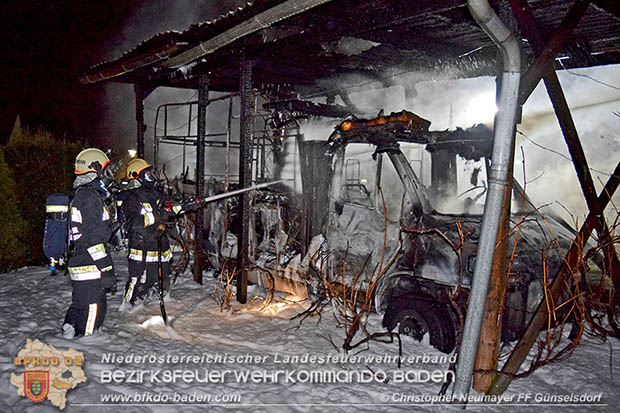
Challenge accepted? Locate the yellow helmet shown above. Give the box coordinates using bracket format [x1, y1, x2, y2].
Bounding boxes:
[75, 148, 110, 174]
[126, 158, 151, 180]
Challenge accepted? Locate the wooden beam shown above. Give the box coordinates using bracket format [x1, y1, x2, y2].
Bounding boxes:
[542, 74, 620, 282]
[485, 0, 620, 394]
[514, 0, 620, 285]
[474, 141, 515, 392]
[488, 161, 620, 395]
[518, 0, 591, 103]
[236, 57, 253, 304]
[194, 74, 209, 284]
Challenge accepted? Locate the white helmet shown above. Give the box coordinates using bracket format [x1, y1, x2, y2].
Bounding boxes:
[75, 148, 110, 175]
[126, 158, 151, 180]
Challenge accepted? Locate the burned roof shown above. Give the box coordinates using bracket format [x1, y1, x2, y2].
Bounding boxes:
[80, 0, 620, 101]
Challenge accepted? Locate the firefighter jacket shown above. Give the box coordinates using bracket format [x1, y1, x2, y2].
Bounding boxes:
[67, 179, 115, 288]
[112, 188, 130, 224]
[122, 184, 172, 263]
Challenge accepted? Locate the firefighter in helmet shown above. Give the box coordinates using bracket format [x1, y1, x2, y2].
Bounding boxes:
[121, 158, 174, 308]
[63, 148, 117, 338]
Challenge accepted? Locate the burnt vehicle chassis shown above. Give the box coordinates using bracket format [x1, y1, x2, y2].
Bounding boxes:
[322, 111, 574, 354]
[197, 109, 575, 355]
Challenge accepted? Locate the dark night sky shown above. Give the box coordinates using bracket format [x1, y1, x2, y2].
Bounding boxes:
[0, 0, 244, 147]
[0, 1, 135, 145]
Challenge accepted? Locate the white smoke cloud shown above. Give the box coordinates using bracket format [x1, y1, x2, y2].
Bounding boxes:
[515, 65, 620, 224]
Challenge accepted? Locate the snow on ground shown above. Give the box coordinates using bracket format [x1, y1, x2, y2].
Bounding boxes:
[0, 250, 618, 412]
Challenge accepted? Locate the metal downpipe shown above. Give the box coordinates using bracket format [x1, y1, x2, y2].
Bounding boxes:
[452, 0, 521, 403]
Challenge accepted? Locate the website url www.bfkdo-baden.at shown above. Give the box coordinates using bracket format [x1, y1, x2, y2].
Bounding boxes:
[95, 391, 242, 405]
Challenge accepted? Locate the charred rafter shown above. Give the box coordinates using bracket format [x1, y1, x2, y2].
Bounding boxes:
[427, 125, 493, 162]
[263, 99, 351, 119]
[327, 110, 432, 150]
[82, 0, 620, 100]
[592, 0, 620, 18]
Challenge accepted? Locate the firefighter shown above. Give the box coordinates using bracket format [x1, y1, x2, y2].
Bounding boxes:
[63, 148, 117, 338]
[121, 158, 174, 308]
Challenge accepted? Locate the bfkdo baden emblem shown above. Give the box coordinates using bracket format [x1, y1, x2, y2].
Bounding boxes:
[11, 339, 87, 409]
[24, 371, 49, 402]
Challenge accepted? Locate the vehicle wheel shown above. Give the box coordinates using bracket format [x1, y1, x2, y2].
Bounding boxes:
[384, 295, 457, 354]
[397, 309, 429, 341]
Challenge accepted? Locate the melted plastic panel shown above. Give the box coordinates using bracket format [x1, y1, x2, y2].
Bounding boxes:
[327, 202, 401, 287]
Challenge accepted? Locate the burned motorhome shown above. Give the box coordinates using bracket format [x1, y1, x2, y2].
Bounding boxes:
[159, 108, 583, 356]
[317, 111, 576, 353]
[81, 0, 620, 399]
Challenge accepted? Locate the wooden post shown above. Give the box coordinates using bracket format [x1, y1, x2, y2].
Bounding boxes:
[474, 141, 515, 392]
[135, 84, 147, 158]
[237, 57, 253, 304]
[297, 133, 310, 253]
[134, 84, 156, 160]
[489, 162, 620, 395]
[194, 74, 209, 284]
[512, 0, 620, 290]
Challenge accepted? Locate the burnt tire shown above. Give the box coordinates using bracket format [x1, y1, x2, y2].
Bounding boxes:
[383, 295, 457, 354]
[396, 309, 429, 341]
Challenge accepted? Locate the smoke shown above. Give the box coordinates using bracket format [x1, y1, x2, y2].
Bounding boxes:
[100, 0, 619, 224]
[412, 76, 497, 130]
[367, 64, 620, 223]
[298, 64, 619, 223]
[335, 37, 379, 56]
[101, 0, 247, 157]
[299, 118, 339, 141]
[515, 65, 620, 224]
[107, 0, 245, 59]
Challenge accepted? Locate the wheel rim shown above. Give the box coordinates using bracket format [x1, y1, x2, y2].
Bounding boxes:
[397, 309, 429, 341]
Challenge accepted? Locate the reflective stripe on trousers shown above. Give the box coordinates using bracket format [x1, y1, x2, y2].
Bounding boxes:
[128, 248, 173, 262]
[85, 303, 97, 335]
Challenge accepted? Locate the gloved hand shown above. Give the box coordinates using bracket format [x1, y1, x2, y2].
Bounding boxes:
[101, 268, 117, 294]
[182, 198, 202, 212]
[105, 282, 118, 295]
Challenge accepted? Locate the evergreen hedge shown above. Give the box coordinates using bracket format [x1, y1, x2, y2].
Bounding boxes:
[3, 128, 83, 268]
[0, 149, 29, 271]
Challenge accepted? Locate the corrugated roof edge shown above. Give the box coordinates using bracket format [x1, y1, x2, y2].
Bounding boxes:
[79, 1, 269, 84]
